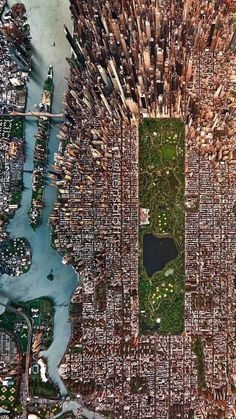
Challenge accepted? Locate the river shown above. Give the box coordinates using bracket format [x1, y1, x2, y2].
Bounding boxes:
[0, 0, 77, 397]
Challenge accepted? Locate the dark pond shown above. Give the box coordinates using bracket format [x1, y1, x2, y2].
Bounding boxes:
[143, 233, 178, 277]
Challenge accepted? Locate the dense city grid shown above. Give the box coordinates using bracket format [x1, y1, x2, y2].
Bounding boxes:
[51, 0, 236, 417]
[0, 0, 235, 418]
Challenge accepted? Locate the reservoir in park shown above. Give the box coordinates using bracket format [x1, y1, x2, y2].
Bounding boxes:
[143, 233, 178, 277]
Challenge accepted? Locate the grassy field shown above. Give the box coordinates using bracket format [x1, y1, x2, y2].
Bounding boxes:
[0, 380, 17, 412]
[139, 118, 185, 334]
[30, 371, 59, 398]
[11, 117, 24, 139]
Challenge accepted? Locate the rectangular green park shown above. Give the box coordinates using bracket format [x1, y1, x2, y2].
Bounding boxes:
[139, 118, 185, 335]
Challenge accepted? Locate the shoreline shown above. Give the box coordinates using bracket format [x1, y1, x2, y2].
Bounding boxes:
[0, 0, 78, 408]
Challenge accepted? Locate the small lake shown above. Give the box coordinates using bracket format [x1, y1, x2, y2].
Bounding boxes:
[143, 233, 178, 276]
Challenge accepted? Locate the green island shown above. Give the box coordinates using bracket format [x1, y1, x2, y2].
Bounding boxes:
[139, 118, 185, 334]
[28, 67, 53, 230]
[47, 270, 54, 281]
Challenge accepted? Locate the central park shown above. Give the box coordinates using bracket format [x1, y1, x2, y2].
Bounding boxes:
[139, 118, 185, 335]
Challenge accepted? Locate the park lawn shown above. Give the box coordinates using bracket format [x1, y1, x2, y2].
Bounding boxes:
[30, 370, 59, 398]
[139, 118, 185, 334]
[0, 382, 17, 412]
[192, 336, 207, 390]
[11, 117, 24, 139]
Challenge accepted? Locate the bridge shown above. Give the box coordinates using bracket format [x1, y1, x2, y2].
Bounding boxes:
[7, 111, 64, 118]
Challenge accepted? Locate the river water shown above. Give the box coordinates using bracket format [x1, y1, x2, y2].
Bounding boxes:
[0, 0, 77, 397]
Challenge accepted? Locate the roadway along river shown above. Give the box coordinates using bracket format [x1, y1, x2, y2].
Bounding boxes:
[0, 0, 77, 396]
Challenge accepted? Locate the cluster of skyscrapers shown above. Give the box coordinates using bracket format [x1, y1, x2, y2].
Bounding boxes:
[50, 0, 236, 417]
